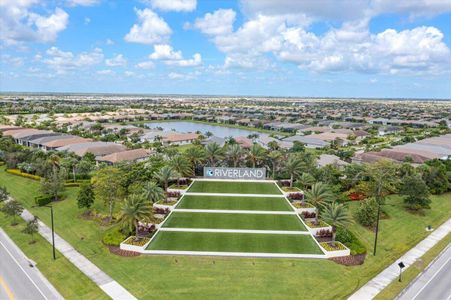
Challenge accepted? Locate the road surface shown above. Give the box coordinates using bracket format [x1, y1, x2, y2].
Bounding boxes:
[0, 228, 62, 300]
[398, 244, 451, 300]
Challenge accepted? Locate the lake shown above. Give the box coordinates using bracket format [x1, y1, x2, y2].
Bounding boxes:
[145, 121, 263, 138]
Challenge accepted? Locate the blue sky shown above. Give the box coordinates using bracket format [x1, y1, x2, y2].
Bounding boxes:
[1, 0, 451, 98]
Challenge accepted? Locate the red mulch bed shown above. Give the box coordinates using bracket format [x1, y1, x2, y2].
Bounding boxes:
[329, 254, 366, 266]
[108, 246, 141, 257]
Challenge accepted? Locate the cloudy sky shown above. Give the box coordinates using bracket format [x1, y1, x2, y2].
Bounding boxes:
[1, 0, 451, 98]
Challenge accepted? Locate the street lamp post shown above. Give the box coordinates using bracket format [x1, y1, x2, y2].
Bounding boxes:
[373, 202, 381, 256]
[32, 205, 56, 260]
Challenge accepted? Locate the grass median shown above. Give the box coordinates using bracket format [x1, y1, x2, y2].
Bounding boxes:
[176, 195, 292, 211]
[188, 181, 282, 194]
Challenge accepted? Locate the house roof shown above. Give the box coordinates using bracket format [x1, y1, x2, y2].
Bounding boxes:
[3, 129, 49, 139]
[42, 137, 93, 148]
[317, 154, 349, 167]
[57, 142, 126, 157]
[235, 136, 253, 148]
[96, 148, 151, 164]
[163, 133, 199, 143]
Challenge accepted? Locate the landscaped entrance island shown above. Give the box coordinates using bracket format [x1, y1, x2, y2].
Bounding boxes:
[122, 179, 340, 258]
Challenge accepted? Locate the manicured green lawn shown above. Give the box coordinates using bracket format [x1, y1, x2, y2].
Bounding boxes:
[188, 181, 282, 194]
[176, 195, 292, 211]
[147, 231, 322, 254]
[162, 212, 306, 231]
[1, 167, 450, 300]
[0, 215, 108, 300]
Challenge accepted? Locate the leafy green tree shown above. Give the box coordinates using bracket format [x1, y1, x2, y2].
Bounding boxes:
[419, 160, 449, 194]
[298, 173, 315, 191]
[354, 198, 379, 228]
[40, 168, 66, 202]
[205, 142, 224, 166]
[226, 144, 243, 167]
[0, 186, 9, 202]
[400, 175, 431, 210]
[169, 155, 193, 178]
[284, 155, 304, 187]
[22, 217, 39, 244]
[119, 194, 152, 240]
[322, 202, 353, 245]
[142, 181, 165, 203]
[1, 200, 23, 225]
[77, 183, 95, 210]
[267, 141, 279, 151]
[267, 150, 282, 179]
[92, 167, 125, 221]
[290, 141, 305, 152]
[305, 182, 333, 224]
[60, 156, 78, 181]
[247, 143, 266, 168]
[154, 166, 178, 192]
[362, 160, 398, 205]
[184, 146, 205, 175]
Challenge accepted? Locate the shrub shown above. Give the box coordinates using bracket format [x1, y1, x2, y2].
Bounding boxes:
[102, 228, 126, 246]
[288, 192, 304, 200]
[137, 223, 156, 235]
[336, 227, 366, 256]
[354, 198, 379, 228]
[166, 191, 181, 199]
[35, 195, 53, 206]
[301, 211, 316, 219]
[278, 180, 290, 187]
[153, 207, 170, 215]
[6, 169, 41, 181]
[317, 229, 332, 238]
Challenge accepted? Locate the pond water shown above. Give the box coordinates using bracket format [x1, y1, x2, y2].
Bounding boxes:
[145, 121, 262, 138]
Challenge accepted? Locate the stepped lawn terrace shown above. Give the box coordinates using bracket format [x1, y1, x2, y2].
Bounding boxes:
[138, 180, 327, 258]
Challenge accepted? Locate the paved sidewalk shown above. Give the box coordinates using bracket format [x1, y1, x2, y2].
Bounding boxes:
[20, 208, 137, 300]
[349, 218, 451, 300]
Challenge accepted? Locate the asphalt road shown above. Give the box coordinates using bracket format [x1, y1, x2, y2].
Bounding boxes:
[398, 244, 451, 300]
[0, 228, 62, 300]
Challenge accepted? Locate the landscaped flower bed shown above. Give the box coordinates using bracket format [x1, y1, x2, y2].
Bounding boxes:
[287, 192, 304, 200]
[301, 211, 316, 219]
[123, 236, 151, 247]
[292, 201, 314, 208]
[320, 241, 347, 251]
[156, 199, 178, 206]
[305, 220, 330, 228]
[281, 186, 301, 193]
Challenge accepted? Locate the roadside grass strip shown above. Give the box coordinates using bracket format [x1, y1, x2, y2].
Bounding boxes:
[162, 212, 307, 231]
[146, 231, 323, 254]
[176, 195, 292, 211]
[187, 181, 282, 195]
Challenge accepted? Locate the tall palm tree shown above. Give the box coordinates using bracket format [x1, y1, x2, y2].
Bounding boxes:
[205, 142, 224, 166]
[119, 194, 152, 240]
[321, 202, 353, 245]
[169, 155, 193, 178]
[185, 146, 205, 175]
[267, 150, 282, 179]
[247, 143, 266, 168]
[284, 155, 304, 187]
[298, 173, 315, 191]
[226, 144, 243, 167]
[47, 153, 61, 172]
[305, 182, 334, 225]
[154, 166, 178, 192]
[142, 181, 165, 203]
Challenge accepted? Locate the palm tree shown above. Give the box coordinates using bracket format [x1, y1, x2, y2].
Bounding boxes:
[142, 181, 165, 203]
[298, 173, 315, 191]
[169, 155, 193, 178]
[226, 144, 243, 167]
[247, 143, 266, 168]
[154, 166, 178, 192]
[305, 182, 334, 225]
[284, 155, 304, 187]
[119, 194, 152, 240]
[321, 202, 353, 246]
[185, 146, 205, 175]
[205, 142, 224, 166]
[267, 150, 282, 179]
[47, 153, 60, 172]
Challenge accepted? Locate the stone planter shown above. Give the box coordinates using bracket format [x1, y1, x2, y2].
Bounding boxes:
[305, 223, 333, 236]
[295, 207, 317, 215]
[319, 242, 351, 258]
[167, 188, 187, 195]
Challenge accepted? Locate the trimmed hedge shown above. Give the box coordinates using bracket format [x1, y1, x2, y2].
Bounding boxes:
[6, 169, 41, 181]
[336, 227, 367, 255]
[102, 228, 126, 246]
[34, 194, 64, 206]
[64, 179, 91, 187]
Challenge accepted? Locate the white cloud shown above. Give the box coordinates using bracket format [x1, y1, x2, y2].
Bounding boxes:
[43, 47, 104, 73]
[124, 8, 171, 44]
[105, 54, 127, 67]
[84, 17, 91, 25]
[149, 44, 202, 67]
[67, 0, 101, 6]
[168, 72, 194, 80]
[193, 9, 236, 36]
[0, 1, 69, 45]
[135, 61, 155, 69]
[147, 0, 196, 12]
[97, 69, 115, 75]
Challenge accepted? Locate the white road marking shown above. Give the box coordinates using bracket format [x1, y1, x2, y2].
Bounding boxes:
[411, 257, 451, 300]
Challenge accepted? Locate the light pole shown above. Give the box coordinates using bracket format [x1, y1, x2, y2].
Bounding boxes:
[373, 202, 381, 256]
[398, 262, 405, 282]
[32, 205, 56, 260]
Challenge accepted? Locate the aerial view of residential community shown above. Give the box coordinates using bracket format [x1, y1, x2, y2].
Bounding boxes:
[0, 1, 450, 300]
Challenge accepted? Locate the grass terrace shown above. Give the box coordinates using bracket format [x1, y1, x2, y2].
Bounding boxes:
[162, 212, 307, 231]
[147, 231, 322, 254]
[176, 195, 292, 211]
[187, 180, 282, 195]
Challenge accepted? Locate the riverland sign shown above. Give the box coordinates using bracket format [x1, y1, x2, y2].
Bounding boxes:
[204, 167, 266, 180]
